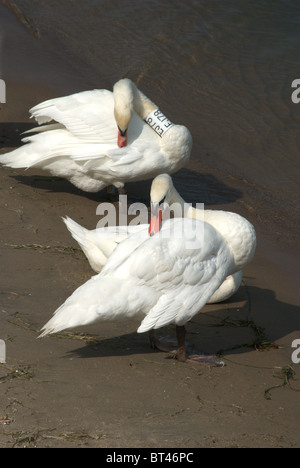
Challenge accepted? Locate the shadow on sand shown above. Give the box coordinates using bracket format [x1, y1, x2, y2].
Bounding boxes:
[9, 167, 243, 207]
[62, 285, 300, 362]
[0, 122, 37, 148]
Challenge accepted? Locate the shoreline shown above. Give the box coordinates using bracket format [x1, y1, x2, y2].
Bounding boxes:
[0, 3, 299, 448]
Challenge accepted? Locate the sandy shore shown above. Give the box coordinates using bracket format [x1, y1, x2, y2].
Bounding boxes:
[0, 4, 299, 448]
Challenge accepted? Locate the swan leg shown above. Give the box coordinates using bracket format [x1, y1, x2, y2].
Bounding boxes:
[106, 185, 117, 195]
[148, 329, 157, 349]
[176, 325, 186, 362]
[106, 185, 119, 201]
[106, 185, 127, 201]
[178, 325, 225, 366]
[148, 330, 177, 352]
[117, 186, 127, 195]
[148, 326, 225, 367]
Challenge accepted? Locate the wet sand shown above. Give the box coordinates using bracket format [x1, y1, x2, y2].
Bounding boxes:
[0, 4, 299, 448]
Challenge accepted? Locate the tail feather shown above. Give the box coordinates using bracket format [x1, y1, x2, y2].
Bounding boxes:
[0, 129, 92, 169]
[62, 216, 89, 249]
[39, 300, 94, 338]
[0, 140, 39, 169]
[0, 126, 112, 170]
[39, 275, 105, 337]
[39, 276, 144, 337]
[62, 216, 112, 272]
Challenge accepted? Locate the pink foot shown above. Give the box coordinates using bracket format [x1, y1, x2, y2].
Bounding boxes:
[149, 333, 225, 367]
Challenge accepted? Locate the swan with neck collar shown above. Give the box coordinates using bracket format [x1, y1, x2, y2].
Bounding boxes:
[0, 79, 192, 194]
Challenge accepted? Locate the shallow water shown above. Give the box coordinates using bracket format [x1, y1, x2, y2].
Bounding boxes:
[1, 0, 300, 246]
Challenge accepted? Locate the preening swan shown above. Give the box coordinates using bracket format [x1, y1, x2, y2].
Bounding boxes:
[63, 174, 254, 303]
[40, 204, 256, 365]
[149, 174, 256, 302]
[0, 79, 192, 193]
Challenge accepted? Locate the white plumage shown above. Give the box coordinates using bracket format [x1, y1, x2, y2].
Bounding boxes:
[63, 174, 255, 303]
[62, 216, 145, 273]
[40, 218, 233, 337]
[41, 184, 256, 365]
[0, 79, 192, 193]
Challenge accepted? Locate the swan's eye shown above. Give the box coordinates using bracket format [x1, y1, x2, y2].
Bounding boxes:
[160, 196, 166, 206]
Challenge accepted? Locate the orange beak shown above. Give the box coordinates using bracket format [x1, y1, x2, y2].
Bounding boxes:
[148, 203, 163, 236]
[118, 128, 127, 148]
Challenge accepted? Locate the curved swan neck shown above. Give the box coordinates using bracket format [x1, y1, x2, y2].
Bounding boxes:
[113, 79, 134, 132]
[113, 79, 158, 126]
[131, 82, 157, 120]
[168, 186, 186, 210]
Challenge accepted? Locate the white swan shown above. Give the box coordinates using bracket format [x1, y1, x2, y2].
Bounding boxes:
[0, 79, 192, 193]
[63, 217, 146, 273]
[63, 174, 254, 303]
[63, 216, 242, 304]
[40, 210, 256, 365]
[149, 174, 256, 303]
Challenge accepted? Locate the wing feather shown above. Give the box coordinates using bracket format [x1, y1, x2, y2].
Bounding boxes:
[30, 89, 116, 143]
[102, 219, 232, 332]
